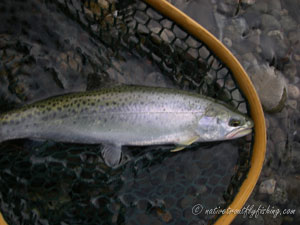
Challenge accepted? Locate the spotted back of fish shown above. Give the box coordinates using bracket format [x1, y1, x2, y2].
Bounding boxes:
[0, 86, 210, 144]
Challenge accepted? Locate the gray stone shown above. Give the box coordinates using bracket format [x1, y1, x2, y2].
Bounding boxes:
[280, 15, 297, 32]
[241, 0, 256, 5]
[266, 0, 281, 12]
[232, 17, 249, 37]
[267, 30, 284, 40]
[286, 176, 300, 204]
[259, 179, 276, 194]
[271, 127, 286, 143]
[288, 84, 300, 99]
[173, 0, 218, 36]
[243, 10, 262, 29]
[242, 52, 258, 70]
[270, 187, 288, 205]
[294, 54, 300, 61]
[223, 37, 232, 48]
[261, 14, 281, 30]
[250, 64, 287, 113]
[259, 34, 275, 62]
[287, 100, 297, 110]
[252, 2, 268, 13]
[283, 63, 297, 79]
[242, 215, 264, 225]
[262, 212, 282, 225]
[247, 29, 261, 46]
[288, 30, 300, 44]
[217, 2, 237, 17]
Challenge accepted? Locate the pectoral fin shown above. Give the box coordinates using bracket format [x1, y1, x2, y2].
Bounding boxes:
[170, 136, 199, 152]
[101, 144, 122, 168]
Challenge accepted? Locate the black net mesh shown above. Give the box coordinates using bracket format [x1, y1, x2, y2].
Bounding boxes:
[0, 0, 253, 224]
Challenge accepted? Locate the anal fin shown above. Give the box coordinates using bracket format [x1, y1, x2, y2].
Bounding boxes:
[170, 136, 199, 153]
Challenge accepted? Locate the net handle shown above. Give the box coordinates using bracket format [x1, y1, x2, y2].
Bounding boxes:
[143, 0, 266, 224]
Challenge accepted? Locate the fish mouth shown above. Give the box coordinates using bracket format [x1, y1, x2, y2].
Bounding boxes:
[226, 127, 253, 139]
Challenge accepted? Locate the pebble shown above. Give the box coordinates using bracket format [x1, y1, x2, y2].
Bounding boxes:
[243, 10, 262, 29]
[217, 2, 236, 16]
[232, 17, 249, 37]
[261, 14, 281, 30]
[259, 179, 276, 194]
[280, 15, 297, 32]
[287, 100, 297, 110]
[241, 0, 256, 5]
[288, 84, 300, 99]
[267, 30, 284, 40]
[262, 211, 283, 225]
[252, 2, 268, 13]
[288, 30, 300, 44]
[250, 64, 287, 113]
[271, 127, 286, 143]
[283, 63, 297, 79]
[294, 54, 300, 61]
[223, 37, 232, 47]
[266, 0, 281, 12]
[242, 215, 264, 225]
[247, 29, 261, 46]
[270, 187, 288, 205]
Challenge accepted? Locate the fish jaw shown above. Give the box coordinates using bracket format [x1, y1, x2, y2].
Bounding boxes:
[226, 127, 253, 139]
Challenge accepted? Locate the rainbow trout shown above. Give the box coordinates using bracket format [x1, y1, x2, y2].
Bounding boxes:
[0, 86, 253, 167]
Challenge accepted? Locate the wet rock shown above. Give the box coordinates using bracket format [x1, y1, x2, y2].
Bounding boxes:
[259, 34, 275, 62]
[217, 2, 237, 17]
[250, 64, 287, 113]
[288, 30, 300, 44]
[287, 100, 297, 110]
[280, 15, 297, 32]
[283, 63, 297, 79]
[232, 17, 249, 37]
[247, 29, 261, 46]
[267, 30, 284, 40]
[270, 187, 288, 205]
[286, 176, 300, 204]
[242, 215, 264, 225]
[243, 10, 262, 29]
[266, 0, 281, 12]
[259, 179, 276, 194]
[271, 127, 286, 143]
[173, 0, 218, 36]
[291, 143, 300, 172]
[252, 2, 268, 13]
[241, 0, 256, 6]
[262, 211, 282, 225]
[242, 52, 258, 69]
[288, 84, 300, 99]
[223, 37, 232, 48]
[294, 54, 300, 61]
[261, 14, 281, 30]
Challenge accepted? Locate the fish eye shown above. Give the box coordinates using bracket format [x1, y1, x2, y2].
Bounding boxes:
[229, 118, 241, 127]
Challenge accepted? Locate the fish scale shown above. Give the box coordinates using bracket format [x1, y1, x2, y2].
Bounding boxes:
[0, 85, 253, 167]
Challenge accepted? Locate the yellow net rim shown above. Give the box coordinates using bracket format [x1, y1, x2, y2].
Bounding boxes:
[144, 0, 266, 224]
